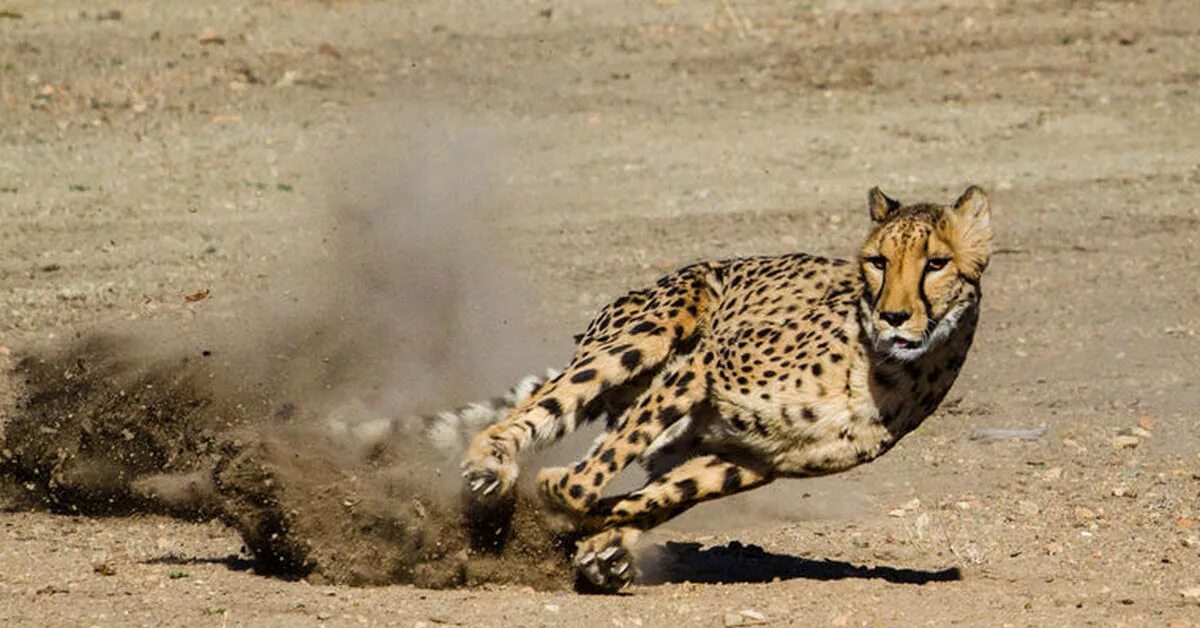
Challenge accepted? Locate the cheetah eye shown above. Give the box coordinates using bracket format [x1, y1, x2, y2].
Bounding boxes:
[925, 257, 951, 272]
[865, 256, 887, 271]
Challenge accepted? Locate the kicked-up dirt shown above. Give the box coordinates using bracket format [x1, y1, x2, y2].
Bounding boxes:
[2, 0, 1200, 625]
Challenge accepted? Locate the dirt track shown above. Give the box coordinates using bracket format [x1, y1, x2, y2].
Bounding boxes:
[3, 0, 1200, 625]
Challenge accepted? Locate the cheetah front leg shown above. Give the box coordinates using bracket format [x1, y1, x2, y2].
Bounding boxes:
[570, 454, 772, 592]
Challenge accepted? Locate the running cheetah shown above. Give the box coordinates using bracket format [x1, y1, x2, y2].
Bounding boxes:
[460, 185, 992, 592]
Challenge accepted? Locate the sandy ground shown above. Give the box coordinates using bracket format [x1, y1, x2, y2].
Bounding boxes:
[2, 0, 1200, 625]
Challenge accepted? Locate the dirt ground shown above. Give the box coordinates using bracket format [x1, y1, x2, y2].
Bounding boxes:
[2, 0, 1200, 625]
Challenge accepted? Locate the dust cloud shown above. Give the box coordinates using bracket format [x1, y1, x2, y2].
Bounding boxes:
[0, 118, 573, 588]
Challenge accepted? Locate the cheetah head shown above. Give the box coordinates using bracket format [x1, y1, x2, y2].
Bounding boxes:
[858, 185, 992, 361]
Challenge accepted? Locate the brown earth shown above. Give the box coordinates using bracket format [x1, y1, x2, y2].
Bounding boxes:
[2, 0, 1200, 625]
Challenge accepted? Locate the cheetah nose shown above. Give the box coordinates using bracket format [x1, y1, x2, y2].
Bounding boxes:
[879, 310, 911, 327]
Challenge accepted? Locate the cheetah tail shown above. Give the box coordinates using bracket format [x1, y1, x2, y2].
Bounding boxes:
[421, 369, 559, 458]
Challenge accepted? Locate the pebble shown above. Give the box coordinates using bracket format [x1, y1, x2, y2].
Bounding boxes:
[1018, 500, 1041, 516]
[740, 609, 766, 622]
[1111, 486, 1137, 498]
[723, 609, 767, 626]
[197, 28, 226, 45]
[1180, 587, 1200, 604]
[1111, 435, 1140, 450]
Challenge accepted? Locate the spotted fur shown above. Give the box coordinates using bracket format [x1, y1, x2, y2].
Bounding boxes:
[460, 186, 993, 592]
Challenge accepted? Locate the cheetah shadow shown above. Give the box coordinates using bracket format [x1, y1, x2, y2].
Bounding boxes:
[638, 540, 962, 586]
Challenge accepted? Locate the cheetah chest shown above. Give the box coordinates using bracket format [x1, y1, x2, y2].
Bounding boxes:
[697, 277, 973, 477]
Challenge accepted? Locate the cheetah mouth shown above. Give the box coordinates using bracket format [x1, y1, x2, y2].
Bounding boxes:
[889, 337, 922, 350]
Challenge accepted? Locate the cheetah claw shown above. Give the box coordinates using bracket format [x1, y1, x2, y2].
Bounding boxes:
[573, 529, 640, 593]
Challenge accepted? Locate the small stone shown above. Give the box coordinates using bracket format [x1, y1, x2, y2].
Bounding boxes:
[317, 42, 342, 59]
[914, 512, 931, 534]
[724, 612, 745, 626]
[1018, 500, 1040, 516]
[1180, 587, 1200, 604]
[1136, 416, 1155, 431]
[1043, 467, 1063, 481]
[275, 70, 299, 88]
[1043, 542, 1064, 555]
[197, 28, 225, 45]
[543, 604, 560, 613]
[1129, 427, 1152, 438]
[1073, 506, 1096, 521]
[887, 509, 906, 518]
[1111, 486, 1137, 498]
[1112, 435, 1140, 450]
[739, 609, 766, 622]
[93, 562, 116, 576]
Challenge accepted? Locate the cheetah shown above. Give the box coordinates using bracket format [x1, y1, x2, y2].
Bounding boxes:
[459, 185, 993, 592]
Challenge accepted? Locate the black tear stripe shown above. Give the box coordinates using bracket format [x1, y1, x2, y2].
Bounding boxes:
[918, 270, 935, 325]
[873, 265, 886, 310]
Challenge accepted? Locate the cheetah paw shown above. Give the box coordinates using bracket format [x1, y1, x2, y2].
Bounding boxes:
[573, 528, 641, 594]
[460, 436, 518, 510]
[456, 437, 518, 535]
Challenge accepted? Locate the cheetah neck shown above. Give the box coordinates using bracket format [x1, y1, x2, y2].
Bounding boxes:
[851, 296, 980, 443]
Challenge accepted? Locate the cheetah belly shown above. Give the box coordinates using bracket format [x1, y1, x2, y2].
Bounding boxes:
[703, 393, 895, 477]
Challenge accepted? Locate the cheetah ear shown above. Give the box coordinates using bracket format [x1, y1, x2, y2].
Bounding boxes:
[868, 186, 901, 223]
[944, 185, 993, 278]
[951, 185, 990, 230]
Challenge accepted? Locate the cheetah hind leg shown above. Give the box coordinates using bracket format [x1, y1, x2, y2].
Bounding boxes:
[536, 352, 707, 521]
[567, 454, 772, 593]
[573, 526, 642, 593]
[462, 264, 713, 547]
[535, 411, 700, 536]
